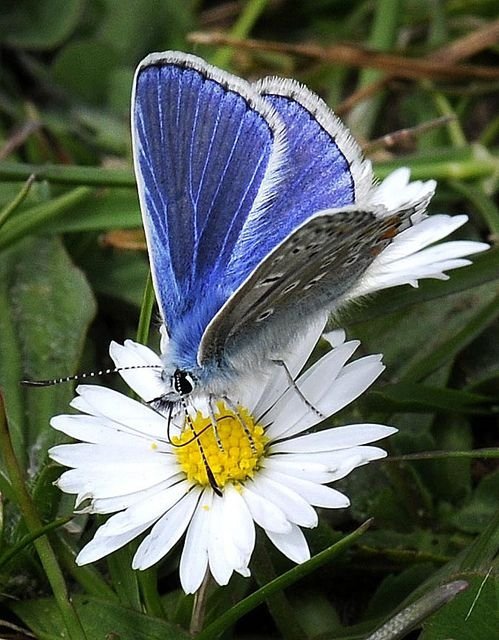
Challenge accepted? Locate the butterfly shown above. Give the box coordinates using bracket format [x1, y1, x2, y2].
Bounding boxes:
[131, 51, 432, 406]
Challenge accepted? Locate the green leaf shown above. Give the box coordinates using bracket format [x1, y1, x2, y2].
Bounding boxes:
[362, 511, 499, 639]
[1, 0, 84, 50]
[400, 293, 499, 383]
[251, 537, 307, 640]
[346, 280, 499, 379]
[45, 188, 141, 234]
[11, 595, 190, 640]
[367, 580, 469, 640]
[106, 543, 142, 611]
[460, 321, 499, 393]
[420, 573, 499, 639]
[0, 187, 93, 251]
[367, 383, 493, 414]
[0, 162, 134, 187]
[0, 236, 96, 469]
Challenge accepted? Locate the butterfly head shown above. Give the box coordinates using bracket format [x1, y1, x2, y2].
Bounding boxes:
[172, 369, 196, 397]
[159, 368, 197, 403]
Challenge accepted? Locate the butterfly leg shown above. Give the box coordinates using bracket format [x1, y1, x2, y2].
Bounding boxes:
[208, 395, 225, 452]
[272, 359, 326, 420]
[221, 395, 257, 454]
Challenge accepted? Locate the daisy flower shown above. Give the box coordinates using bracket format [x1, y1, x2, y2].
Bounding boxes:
[349, 167, 489, 298]
[49, 324, 395, 594]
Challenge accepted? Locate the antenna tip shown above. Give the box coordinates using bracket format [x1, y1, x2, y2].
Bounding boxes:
[21, 379, 51, 387]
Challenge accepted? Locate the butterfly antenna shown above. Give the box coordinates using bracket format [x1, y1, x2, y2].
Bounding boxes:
[179, 395, 222, 497]
[21, 365, 162, 387]
[166, 401, 176, 444]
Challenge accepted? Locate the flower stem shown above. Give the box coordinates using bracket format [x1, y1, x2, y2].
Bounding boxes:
[190, 569, 212, 635]
[0, 391, 87, 640]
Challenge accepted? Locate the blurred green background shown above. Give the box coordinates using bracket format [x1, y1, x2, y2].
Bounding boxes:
[0, 1, 498, 639]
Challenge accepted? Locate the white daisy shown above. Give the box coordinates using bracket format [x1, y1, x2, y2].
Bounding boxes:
[49, 325, 395, 594]
[350, 167, 489, 298]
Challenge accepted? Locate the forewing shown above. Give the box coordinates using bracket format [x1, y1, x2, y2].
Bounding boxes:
[223, 77, 373, 290]
[199, 203, 421, 366]
[131, 52, 286, 337]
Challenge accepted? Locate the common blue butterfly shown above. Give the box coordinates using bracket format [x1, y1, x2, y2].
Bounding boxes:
[131, 52, 432, 406]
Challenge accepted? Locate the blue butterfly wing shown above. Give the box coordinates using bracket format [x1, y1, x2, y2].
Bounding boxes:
[132, 53, 286, 368]
[223, 78, 373, 290]
[200, 80, 433, 366]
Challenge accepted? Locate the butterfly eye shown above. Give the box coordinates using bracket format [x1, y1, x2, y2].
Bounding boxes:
[173, 370, 195, 396]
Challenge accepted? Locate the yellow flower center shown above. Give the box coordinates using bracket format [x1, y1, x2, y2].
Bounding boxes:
[172, 402, 267, 489]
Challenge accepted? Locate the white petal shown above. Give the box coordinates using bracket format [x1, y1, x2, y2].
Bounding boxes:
[70, 385, 169, 439]
[322, 329, 346, 348]
[380, 214, 468, 258]
[89, 474, 185, 514]
[324, 447, 388, 480]
[76, 521, 150, 565]
[272, 446, 388, 481]
[349, 214, 488, 298]
[54, 459, 175, 498]
[208, 496, 234, 585]
[49, 442, 172, 469]
[179, 489, 212, 593]
[133, 487, 201, 570]
[241, 485, 292, 534]
[98, 480, 191, 536]
[250, 474, 318, 527]
[50, 414, 168, 449]
[369, 167, 436, 211]
[263, 470, 350, 508]
[223, 485, 255, 559]
[218, 495, 246, 570]
[265, 523, 311, 563]
[263, 457, 331, 484]
[271, 424, 397, 454]
[110, 340, 167, 402]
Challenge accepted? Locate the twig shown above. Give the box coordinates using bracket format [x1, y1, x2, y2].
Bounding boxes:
[430, 18, 499, 63]
[362, 116, 456, 153]
[337, 18, 499, 114]
[0, 121, 41, 161]
[187, 32, 499, 81]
